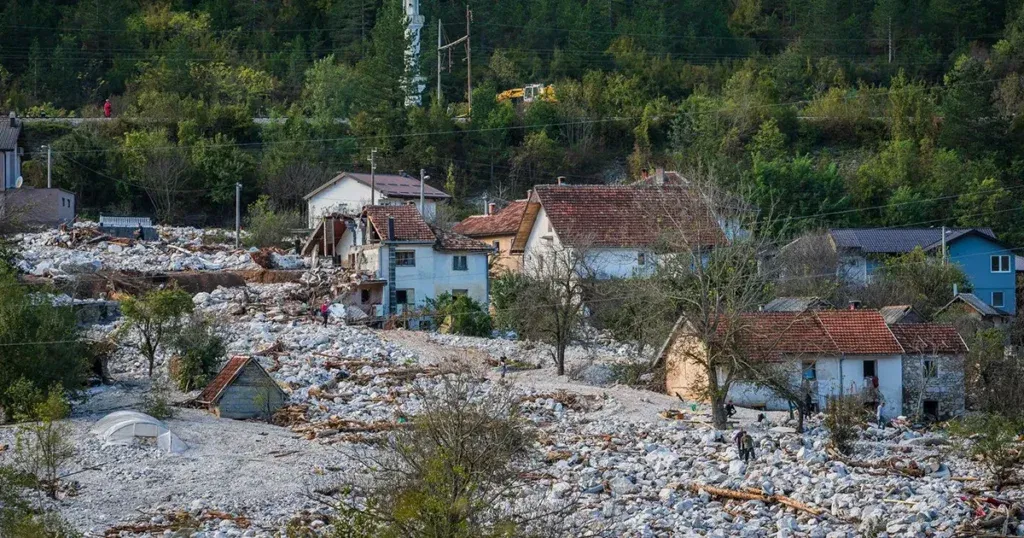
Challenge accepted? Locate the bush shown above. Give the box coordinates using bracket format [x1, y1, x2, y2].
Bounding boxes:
[0, 264, 87, 421]
[1, 463, 79, 538]
[244, 195, 303, 248]
[426, 293, 492, 337]
[490, 272, 529, 332]
[143, 379, 175, 420]
[949, 414, 1024, 487]
[169, 315, 226, 391]
[14, 386, 74, 499]
[824, 395, 864, 455]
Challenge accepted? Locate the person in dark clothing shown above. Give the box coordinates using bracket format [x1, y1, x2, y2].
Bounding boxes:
[733, 429, 745, 452]
[725, 401, 737, 418]
[804, 393, 814, 414]
[320, 302, 329, 326]
[133, 224, 144, 241]
[741, 432, 755, 463]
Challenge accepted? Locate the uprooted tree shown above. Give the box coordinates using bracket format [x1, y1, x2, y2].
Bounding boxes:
[652, 180, 778, 429]
[329, 374, 574, 537]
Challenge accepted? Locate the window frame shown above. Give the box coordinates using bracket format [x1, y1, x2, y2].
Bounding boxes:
[991, 255, 1011, 273]
[452, 255, 468, 271]
[452, 289, 468, 297]
[395, 250, 416, 267]
[923, 359, 938, 378]
[637, 252, 646, 266]
[992, 291, 1005, 308]
[863, 359, 876, 378]
[492, 240, 500, 252]
[395, 289, 414, 305]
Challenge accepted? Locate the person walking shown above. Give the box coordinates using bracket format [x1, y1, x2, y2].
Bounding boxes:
[499, 355, 508, 379]
[320, 301, 329, 326]
[726, 400, 737, 418]
[741, 432, 755, 463]
[103, 98, 112, 118]
[733, 429, 745, 453]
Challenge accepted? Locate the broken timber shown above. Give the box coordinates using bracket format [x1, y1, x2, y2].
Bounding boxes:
[685, 482, 828, 518]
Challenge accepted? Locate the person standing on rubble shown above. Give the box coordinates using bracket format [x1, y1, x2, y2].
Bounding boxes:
[499, 355, 508, 378]
[726, 400, 737, 418]
[741, 432, 755, 463]
[733, 429, 745, 453]
[320, 301, 329, 326]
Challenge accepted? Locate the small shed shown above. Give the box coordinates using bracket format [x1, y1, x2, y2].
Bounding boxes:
[99, 215, 159, 241]
[197, 356, 287, 419]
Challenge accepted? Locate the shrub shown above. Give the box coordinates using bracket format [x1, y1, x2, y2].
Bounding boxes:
[490, 272, 529, 332]
[0, 463, 80, 538]
[949, 414, 1024, 487]
[244, 195, 303, 248]
[426, 292, 492, 337]
[143, 379, 175, 420]
[14, 386, 74, 499]
[824, 395, 864, 455]
[0, 264, 87, 421]
[120, 287, 194, 377]
[169, 315, 226, 391]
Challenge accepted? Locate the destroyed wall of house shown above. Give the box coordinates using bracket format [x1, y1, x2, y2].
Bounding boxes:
[900, 354, 965, 420]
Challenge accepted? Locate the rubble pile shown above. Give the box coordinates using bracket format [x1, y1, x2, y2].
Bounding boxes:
[13, 221, 266, 276]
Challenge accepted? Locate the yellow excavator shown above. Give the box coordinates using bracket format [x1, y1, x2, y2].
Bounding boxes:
[496, 83, 557, 104]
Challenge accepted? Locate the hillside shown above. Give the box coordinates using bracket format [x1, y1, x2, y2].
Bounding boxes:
[2, 0, 1024, 241]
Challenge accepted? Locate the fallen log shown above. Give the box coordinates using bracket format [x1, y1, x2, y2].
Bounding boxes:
[686, 482, 827, 517]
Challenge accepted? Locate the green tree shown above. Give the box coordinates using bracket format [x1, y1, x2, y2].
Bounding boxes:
[119, 288, 195, 377]
[877, 248, 970, 318]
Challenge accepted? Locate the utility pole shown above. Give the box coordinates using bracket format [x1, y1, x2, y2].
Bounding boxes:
[941, 226, 947, 265]
[466, 6, 473, 113]
[437, 18, 443, 103]
[41, 145, 51, 188]
[235, 182, 242, 248]
[888, 17, 893, 64]
[369, 148, 378, 206]
[419, 168, 429, 215]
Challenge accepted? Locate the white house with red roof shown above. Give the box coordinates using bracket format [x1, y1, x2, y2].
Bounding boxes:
[304, 170, 451, 227]
[307, 205, 491, 321]
[510, 184, 728, 279]
[656, 308, 968, 420]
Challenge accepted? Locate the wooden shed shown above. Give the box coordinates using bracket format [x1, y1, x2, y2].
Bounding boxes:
[197, 356, 287, 419]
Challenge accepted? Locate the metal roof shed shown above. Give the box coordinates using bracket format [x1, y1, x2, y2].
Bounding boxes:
[197, 356, 288, 420]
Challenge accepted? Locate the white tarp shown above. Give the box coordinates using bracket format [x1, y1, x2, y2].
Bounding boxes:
[92, 411, 187, 454]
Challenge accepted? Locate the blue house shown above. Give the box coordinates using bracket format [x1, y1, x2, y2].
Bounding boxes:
[828, 228, 1016, 315]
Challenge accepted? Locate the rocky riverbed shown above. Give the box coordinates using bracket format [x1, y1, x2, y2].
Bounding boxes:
[1, 284, 1020, 537]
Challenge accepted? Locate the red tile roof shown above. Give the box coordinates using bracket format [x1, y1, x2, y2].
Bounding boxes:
[198, 356, 251, 404]
[890, 324, 968, 355]
[526, 185, 728, 249]
[364, 205, 436, 242]
[714, 310, 903, 360]
[453, 200, 528, 237]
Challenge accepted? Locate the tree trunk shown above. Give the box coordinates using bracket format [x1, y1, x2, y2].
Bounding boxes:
[710, 393, 727, 429]
[556, 342, 566, 376]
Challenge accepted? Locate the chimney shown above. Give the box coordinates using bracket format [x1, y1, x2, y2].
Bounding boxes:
[848, 300, 861, 310]
[655, 167, 665, 186]
[557, 176, 566, 185]
[526, 189, 532, 199]
[488, 202, 496, 215]
[953, 283, 959, 297]
[641, 168, 649, 180]
[8, 111, 15, 128]
[398, 169, 406, 177]
[387, 217, 395, 241]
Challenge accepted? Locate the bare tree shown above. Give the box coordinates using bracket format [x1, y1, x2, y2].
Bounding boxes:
[138, 153, 189, 223]
[515, 241, 592, 377]
[773, 231, 843, 300]
[329, 374, 574, 537]
[261, 160, 332, 211]
[653, 180, 778, 429]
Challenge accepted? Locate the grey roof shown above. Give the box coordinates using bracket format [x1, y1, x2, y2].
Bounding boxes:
[0, 121, 20, 151]
[305, 172, 451, 201]
[937, 293, 1010, 317]
[761, 297, 834, 313]
[829, 228, 997, 254]
[879, 305, 921, 325]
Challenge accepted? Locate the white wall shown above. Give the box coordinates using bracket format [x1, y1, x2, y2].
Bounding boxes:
[726, 354, 904, 418]
[307, 176, 439, 227]
[377, 244, 488, 312]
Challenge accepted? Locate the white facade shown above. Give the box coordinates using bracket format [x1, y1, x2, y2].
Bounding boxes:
[521, 206, 653, 279]
[334, 222, 488, 314]
[306, 177, 438, 227]
[726, 354, 904, 419]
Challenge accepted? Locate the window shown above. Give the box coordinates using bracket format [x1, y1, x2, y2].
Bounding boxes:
[802, 361, 817, 380]
[360, 289, 371, 303]
[546, 221, 553, 233]
[395, 251, 415, 267]
[492, 241, 500, 252]
[452, 255, 468, 271]
[637, 252, 646, 266]
[923, 359, 938, 378]
[863, 360, 876, 378]
[922, 400, 939, 420]
[396, 289, 413, 304]
[452, 289, 468, 297]
[991, 255, 1011, 273]
[993, 291, 1005, 308]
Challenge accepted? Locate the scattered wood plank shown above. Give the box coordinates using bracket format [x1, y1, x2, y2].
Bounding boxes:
[685, 482, 828, 518]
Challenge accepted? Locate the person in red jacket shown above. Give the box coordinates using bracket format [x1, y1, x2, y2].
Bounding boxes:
[103, 99, 112, 118]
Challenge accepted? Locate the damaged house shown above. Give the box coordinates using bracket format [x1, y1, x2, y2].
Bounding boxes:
[304, 170, 450, 227]
[453, 199, 528, 274]
[658, 308, 968, 420]
[304, 205, 491, 322]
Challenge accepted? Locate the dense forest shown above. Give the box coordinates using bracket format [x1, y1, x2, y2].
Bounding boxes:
[3, 0, 1024, 240]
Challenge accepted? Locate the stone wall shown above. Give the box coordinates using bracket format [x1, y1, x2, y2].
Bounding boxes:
[901, 354, 965, 420]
